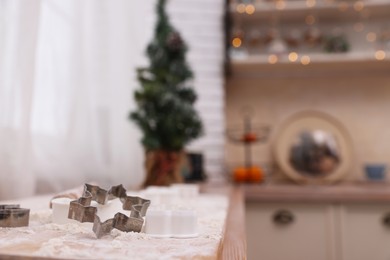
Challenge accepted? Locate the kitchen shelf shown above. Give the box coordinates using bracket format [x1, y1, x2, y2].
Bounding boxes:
[230, 0, 390, 22]
[229, 52, 390, 77]
[232, 51, 390, 63]
[226, 0, 390, 77]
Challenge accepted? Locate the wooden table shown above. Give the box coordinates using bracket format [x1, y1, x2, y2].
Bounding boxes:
[0, 184, 247, 260]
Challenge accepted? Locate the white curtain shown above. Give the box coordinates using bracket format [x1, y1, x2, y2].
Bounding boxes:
[0, 0, 155, 199]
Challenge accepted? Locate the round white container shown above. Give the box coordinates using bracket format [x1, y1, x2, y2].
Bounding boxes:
[171, 184, 199, 199]
[142, 187, 179, 206]
[171, 209, 198, 238]
[145, 209, 172, 238]
[51, 198, 76, 224]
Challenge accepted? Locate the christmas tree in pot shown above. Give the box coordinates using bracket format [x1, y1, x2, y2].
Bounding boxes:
[130, 0, 203, 187]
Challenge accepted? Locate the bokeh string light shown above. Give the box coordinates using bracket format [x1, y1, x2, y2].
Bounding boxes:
[300, 55, 311, 65]
[230, 0, 389, 63]
[375, 50, 386, 60]
[288, 52, 299, 62]
[275, 0, 286, 10]
[268, 54, 279, 64]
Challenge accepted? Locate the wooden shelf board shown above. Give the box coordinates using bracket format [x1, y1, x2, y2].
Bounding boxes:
[244, 182, 390, 203]
[228, 52, 390, 77]
[230, 0, 390, 22]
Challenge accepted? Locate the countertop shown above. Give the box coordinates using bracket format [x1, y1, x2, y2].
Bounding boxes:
[0, 184, 247, 260]
[244, 181, 390, 203]
[3, 181, 388, 259]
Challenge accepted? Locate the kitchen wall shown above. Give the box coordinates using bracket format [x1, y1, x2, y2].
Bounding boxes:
[168, 0, 226, 182]
[226, 64, 390, 182]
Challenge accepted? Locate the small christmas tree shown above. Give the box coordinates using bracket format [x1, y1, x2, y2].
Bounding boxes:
[130, 0, 203, 187]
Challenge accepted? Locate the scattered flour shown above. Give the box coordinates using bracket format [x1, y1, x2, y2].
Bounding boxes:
[0, 194, 228, 259]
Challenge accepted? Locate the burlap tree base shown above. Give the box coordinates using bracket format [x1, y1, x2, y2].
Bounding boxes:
[142, 150, 186, 187]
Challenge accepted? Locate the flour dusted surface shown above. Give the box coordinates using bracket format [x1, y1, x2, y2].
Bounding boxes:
[0, 194, 228, 259]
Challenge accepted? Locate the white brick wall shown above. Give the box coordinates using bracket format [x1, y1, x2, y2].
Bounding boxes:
[168, 0, 226, 182]
[140, 0, 226, 182]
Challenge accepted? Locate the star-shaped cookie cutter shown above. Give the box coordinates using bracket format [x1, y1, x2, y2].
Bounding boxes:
[68, 184, 151, 238]
[0, 204, 30, 228]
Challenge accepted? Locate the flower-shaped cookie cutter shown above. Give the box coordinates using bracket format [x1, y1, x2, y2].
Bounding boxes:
[68, 184, 151, 238]
[0, 204, 30, 228]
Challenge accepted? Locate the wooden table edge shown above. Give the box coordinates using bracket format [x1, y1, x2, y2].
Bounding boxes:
[0, 255, 73, 260]
[217, 186, 247, 260]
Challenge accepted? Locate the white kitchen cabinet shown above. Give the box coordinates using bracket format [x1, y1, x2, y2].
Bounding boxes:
[246, 202, 337, 260]
[339, 204, 390, 260]
[247, 201, 390, 260]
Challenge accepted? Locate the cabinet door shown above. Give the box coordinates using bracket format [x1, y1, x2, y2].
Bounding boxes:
[339, 204, 390, 260]
[246, 202, 336, 260]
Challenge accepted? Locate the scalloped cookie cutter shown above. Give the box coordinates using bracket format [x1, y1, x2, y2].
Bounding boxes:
[0, 204, 30, 228]
[68, 184, 150, 238]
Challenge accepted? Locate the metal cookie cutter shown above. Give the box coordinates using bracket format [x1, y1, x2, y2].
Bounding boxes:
[0, 204, 30, 228]
[68, 184, 151, 238]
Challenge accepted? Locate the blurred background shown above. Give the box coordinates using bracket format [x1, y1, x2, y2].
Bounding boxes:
[1, 0, 390, 199]
[225, 0, 390, 184]
[0, 0, 225, 199]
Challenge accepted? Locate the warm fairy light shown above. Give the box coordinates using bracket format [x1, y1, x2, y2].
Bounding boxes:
[338, 2, 349, 12]
[288, 52, 299, 62]
[353, 22, 364, 32]
[305, 15, 316, 25]
[275, 0, 286, 10]
[353, 1, 365, 12]
[375, 50, 386, 60]
[366, 32, 377, 42]
[268, 54, 278, 64]
[306, 0, 316, 8]
[236, 4, 246, 14]
[300, 55, 311, 65]
[245, 4, 256, 15]
[232, 37, 242, 48]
